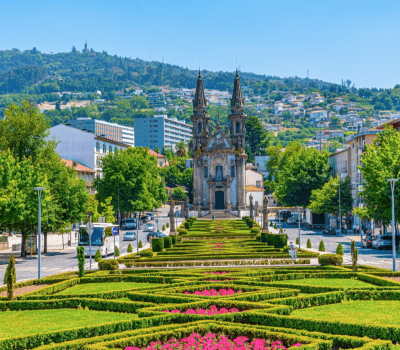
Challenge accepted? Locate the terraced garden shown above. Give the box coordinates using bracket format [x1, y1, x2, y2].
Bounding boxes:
[2, 217, 400, 349]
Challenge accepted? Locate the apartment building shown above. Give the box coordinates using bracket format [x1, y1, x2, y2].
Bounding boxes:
[67, 118, 135, 147]
[134, 115, 193, 151]
[49, 124, 130, 178]
[62, 159, 96, 194]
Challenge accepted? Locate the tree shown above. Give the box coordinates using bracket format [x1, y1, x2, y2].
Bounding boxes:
[336, 242, 344, 256]
[127, 243, 133, 253]
[319, 240, 325, 252]
[245, 116, 270, 163]
[175, 141, 188, 158]
[330, 116, 341, 127]
[308, 176, 353, 217]
[154, 146, 160, 154]
[358, 127, 400, 225]
[100, 197, 116, 223]
[77, 246, 85, 277]
[71, 46, 77, 53]
[87, 196, 101, 223]
[5, 254, 16, 300]
[164, 148, 173, 162]
[351, 241, 358, 271]
[172, 187, 186, 201]
[95, 249, 102, 262]
[307, 239, 312, 248]
[95, 147, 167, 214]
[274, 146, 330, 207]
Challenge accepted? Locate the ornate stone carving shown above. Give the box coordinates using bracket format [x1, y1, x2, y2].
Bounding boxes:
[249, 194, 254, 219]
[169, 199, 176, 234]
[262, 195, 269, 232]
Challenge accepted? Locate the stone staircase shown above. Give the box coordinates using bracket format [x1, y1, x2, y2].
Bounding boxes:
[201, 210, 239, 220]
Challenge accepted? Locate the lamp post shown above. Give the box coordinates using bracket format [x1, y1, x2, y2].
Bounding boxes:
[334, 181, 342, 235]
[87, 212, 93, 271]
[388, 179, 398, 272]
[118, 188, 124, 228]
[34, 187, 45, 280]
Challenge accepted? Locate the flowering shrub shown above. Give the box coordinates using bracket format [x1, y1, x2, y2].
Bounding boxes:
[162, 305, 240, 315]
[183, 288, 241, 296]
[124, 332, 301, 350]
[211, 243, 226, 245]
[205, 279, 234, 282]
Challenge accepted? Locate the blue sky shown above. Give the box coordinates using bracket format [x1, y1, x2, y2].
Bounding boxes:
[1, 0, 399, 88]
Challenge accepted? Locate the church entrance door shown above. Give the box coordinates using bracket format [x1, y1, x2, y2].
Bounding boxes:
[215, 191, 224, 209]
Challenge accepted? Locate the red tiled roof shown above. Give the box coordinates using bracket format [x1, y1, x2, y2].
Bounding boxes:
[245, 185, 264, 192]
[62, 159, 95, 173]
[148, 149, 166, 158]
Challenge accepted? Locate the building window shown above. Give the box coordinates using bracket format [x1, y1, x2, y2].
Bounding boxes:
[231, 166, 235, 178]
[204, 166, 208, 178]
[236, 122, 240, 133]
[109, 145, 113, 153]
[256, 181, 261, 188]
[103, 144, 106, 153]
[96, 142, 100, 152]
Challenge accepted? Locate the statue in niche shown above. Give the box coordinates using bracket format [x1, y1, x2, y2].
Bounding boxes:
[216, 166, 223, 181]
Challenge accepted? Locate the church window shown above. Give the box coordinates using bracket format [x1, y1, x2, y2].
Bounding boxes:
[204, 166, 208, 178]
[198, 122, 202, 133]
[236, 122, 240, 133]
[231, 166, 235, 178]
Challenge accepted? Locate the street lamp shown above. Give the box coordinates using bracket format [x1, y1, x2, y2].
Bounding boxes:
[87, 211, 93, 271]
[387, 179, 398, 272]
[34, 187, 45, 280]
[118, 188, 124, 228]
[334, 181, 342, 235]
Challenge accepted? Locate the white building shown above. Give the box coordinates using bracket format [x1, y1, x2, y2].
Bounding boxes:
[49, 124, 130, 178]
[245, 169, 264, 206]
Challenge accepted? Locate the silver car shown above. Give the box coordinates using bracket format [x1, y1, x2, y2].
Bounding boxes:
[123, 231, 136, 241]
[145, 223, 155, 232]
[372, 235, 392, 250]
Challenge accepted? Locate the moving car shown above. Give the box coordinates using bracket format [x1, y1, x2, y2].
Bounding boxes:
[372, 235, 392, 250]
[124, 218, 136, 230]
[144, 223, 155, 232]
[123, 231, 136, 241]
[275, 210, 292, 222]
[362, 235, 373, 248]
[147, 231, 167, 242]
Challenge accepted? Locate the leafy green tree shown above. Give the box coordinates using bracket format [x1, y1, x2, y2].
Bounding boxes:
[172, 187, 186, 201]
[308, 176, 353, 217]
[5, 254, 16, 300]
[175, 141, 188, 158]
[245, 116, 270, 163]
[358, 127, 400, 225]
[274, 146, 330, 207]
[100, 197, 116, 223]
[87, 196, 101, 223]
[95, 147, 167, 214]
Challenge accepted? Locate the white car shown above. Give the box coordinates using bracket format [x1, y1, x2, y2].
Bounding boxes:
[372, 235, 392, 250]
[123, 231, 136, 241]
[145, 223, 155, 232]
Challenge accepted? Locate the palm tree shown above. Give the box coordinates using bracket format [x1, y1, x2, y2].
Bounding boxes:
[175, 141, 188, 158]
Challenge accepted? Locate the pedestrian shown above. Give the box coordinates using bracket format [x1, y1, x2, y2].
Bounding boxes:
[343, 223, 347, 234]
[353, 223, 356, 235]
[212, 215, 215, 220]
[356, 224, 360, 235]
[289, 241, 297, 261]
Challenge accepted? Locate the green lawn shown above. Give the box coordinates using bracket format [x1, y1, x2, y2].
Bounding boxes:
[0, 309, 138, 338]
[272, 278, 373, 289]
[57, 282, 162, 295]
[292, 300, 400, 326]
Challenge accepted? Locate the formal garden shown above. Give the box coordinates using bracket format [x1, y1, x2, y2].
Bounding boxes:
[2, 217, 400, 349]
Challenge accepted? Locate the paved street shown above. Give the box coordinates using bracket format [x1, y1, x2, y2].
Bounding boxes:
[0, 206, 175, 283]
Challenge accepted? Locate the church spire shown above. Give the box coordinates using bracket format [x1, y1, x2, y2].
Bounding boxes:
[193, 70, 207, 113]
[231, 70, 244, 113]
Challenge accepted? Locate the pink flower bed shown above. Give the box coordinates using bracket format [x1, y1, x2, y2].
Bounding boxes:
[204, 271, 229, 274]
[211, 243, 226, 245]
[184, 288, 241, 296]
[125, 332, 301, 350]
[205, 279, 234, 282]
[162, 305, 240, 315]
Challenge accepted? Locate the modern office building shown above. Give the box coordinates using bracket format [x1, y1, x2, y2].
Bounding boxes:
[134, 115, 193, 151]
[49, 124, 130, 178]
[66, 118, 135, 147]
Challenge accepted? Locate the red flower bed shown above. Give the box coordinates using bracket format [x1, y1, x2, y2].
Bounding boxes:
[162, 305, 240, 315]
[183, 288, 241, 296]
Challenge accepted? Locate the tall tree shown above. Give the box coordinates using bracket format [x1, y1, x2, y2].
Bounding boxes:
[274, 146, 331, 207]
[245, 116, 270, 163]
[100, 197, 116, 223]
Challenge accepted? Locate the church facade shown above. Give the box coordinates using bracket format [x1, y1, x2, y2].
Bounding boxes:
[192, 71, 248, 212]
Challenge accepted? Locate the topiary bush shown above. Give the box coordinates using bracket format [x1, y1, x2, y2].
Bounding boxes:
[163, 236, 172, 249]
[336, 242, 344, 256]
[262, 233, 287, 248]
[251, 227, 260, 234]
[5, 254, 16, 300]
[261, 232, 268, 243]
[178, 228, 188, 235]
[166, 222, 170, 228]
[127, 243, 133, 253]
[184, 221, 191, 229]
[307, 239, 312, 248]
[139, 240, 143, 248]
[152, 238, 164, 252]
[139, 249, 154, 258]
[98, 260, 119, 270]
[351, 240, 358, 271]
[115, 246, 120, 257]
[318, 254, 343, 266]
[282, 245, 290, 253]
[274, 223, 278, 230]
[280, 227, 283, 233]
[76, 246, 85, 278]
[296, 237, 299, 245]
[255, 234, 261, 242]
[171, 235, 178, 245]
[162, 225, 166, 231]
[319, 240, 325, 252]
[94, 249, 102, 262]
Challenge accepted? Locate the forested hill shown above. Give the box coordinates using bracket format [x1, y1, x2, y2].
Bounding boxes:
[0, 47, 336, 95]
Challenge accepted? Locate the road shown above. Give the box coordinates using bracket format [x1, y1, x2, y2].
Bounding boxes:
[279, 220, 399, 270]
[0, 206, 175, 283]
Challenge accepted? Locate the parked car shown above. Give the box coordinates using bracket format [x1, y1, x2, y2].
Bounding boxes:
[286, 217, 296, 225]
[147, 231, 167, 242]
[144, 223, 155, 232]
[123, 231, 136, 241]
[124, 218, 136, 230]
[372, 235, 392, 250]
[362, 235, 373, 248]
[146, 212, 154, 220]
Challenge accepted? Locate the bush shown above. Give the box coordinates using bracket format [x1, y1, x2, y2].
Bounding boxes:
[162, 225, 166, 231]
[280, 227, 283, 233]
[336, 242, 344, 256]
[98, 260, 119, 270]
[282, 245, 290, 253]
[319, 240, 325, 252]
[261, 232, 268, 243]
[94, 249, 102, 262]
[296, 237, 299, 245]
[255, 234, 261, 242]
[307, 239, 312, 248]
[139, 240, 143, 248]
[139, 250, 154, 258]
[184, 221, 191, 229]
[152, 238, 164, 252]
[163, 236, 172, 249]
[274, 223, 278, 230]
[262, 233, 287, 248]
[115, 246, 120, 257]
[171, 235, 178, 244]
[127, 244, 133, 253]
[178, 229, 188, 235]
[76, 246, 85, 278]
[351, 240, 358, 272]
[5, 254, 16, 300]
[251, 227, 260, 234]
[318, 254, 343, 266]
[166, 222, 170, 228]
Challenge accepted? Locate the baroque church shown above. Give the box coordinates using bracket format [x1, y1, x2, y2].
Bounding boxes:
[192, 71, 251, 212]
